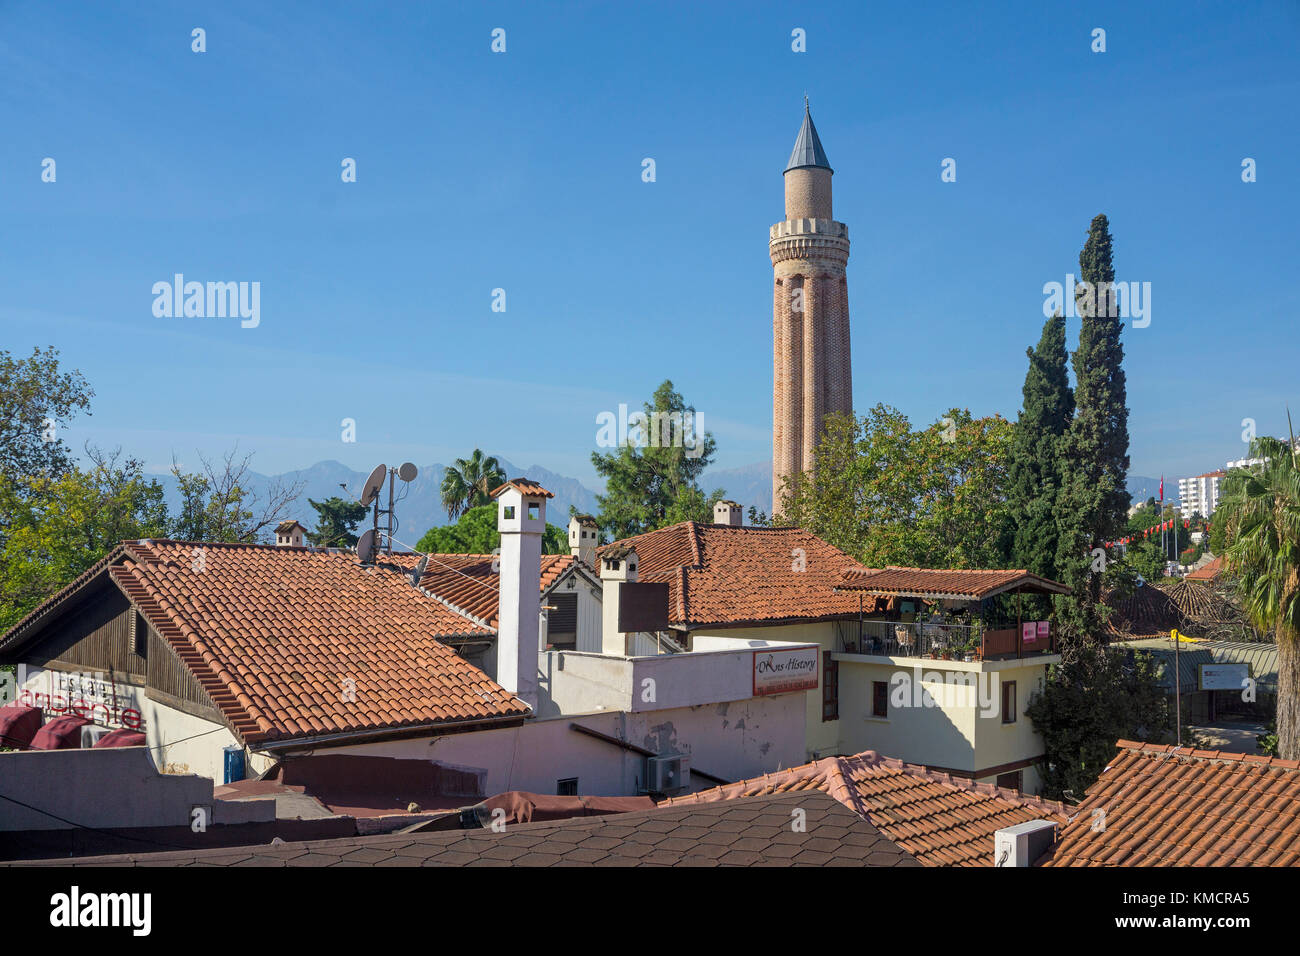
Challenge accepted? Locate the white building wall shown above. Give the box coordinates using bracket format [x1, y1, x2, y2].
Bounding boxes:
[689, 621, 844, 760]
[315, 698, 806, 798]
[16, 664, 274, 784]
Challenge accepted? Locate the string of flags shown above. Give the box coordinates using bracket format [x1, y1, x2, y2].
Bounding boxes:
[1103, 518, 1208, 549]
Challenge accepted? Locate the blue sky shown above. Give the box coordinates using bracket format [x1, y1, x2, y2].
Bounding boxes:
[2, 0, 1296, 487]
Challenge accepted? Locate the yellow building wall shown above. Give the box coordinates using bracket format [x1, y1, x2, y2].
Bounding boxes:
[834, 654, 1055, 795]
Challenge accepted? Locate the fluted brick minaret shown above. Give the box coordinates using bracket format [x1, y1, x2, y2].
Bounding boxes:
[771, 101, 852, 516]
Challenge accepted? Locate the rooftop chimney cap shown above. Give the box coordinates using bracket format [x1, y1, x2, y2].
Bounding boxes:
[571, 513, 599, 527]
[490, 477, 554, 499]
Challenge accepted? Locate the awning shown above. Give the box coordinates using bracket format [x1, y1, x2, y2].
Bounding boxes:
[0, 705, 43, 750]
[29, 715, 90, 750]
[92, 728, 147, 748]
[838, 566, 1071, 601]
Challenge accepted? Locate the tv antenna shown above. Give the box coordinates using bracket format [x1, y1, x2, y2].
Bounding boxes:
[356, 528, 378, 564]
[357, 462, 420, 556]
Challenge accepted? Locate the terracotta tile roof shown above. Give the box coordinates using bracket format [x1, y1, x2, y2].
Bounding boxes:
[1039, 741, 1300, 867]
[1101, 583, 1185, 639]
[6, 792, 920, 868]
[275, 520, 307, 534]
[490, 478, 553, 499]
[598, 522, 877, 629]
[388, 552, 578, 629]
[839, 566, 1070, 600]
[664, 750, 1067, 866]
[103, 540, 527, 744]
[1186, 555, 1224, 581]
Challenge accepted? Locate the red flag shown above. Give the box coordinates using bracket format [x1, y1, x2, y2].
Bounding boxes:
[1159, 476, 1164, 501]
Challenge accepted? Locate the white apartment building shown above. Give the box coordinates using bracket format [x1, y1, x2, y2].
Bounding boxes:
[1178, 471, 1225, 520]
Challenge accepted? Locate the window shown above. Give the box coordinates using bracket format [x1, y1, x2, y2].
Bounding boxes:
[996, 770, 1023, 791]
[872, 680, 889, 718]
[556, 778, 578, 796]
[821, 655, 839, 721]
[131, 612, 148, 658]
[503, 505, 515, 520]
[547, 593, 578, 650]
[1002, 680, 1017, 724]
[527, 502, 540, 520]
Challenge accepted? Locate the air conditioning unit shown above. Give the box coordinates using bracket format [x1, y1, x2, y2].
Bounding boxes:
[80, 725, 113, 748]
[646, 754, 691, 794]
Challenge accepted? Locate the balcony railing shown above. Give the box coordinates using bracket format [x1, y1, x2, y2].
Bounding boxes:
[837, 620, 1055, 661]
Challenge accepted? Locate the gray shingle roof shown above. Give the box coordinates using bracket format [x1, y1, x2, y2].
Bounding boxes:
[785, 103, 832, 173]
[5, 792, 920, 868]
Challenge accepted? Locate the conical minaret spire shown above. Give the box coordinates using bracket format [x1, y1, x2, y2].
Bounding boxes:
[785, 98, 832, 173]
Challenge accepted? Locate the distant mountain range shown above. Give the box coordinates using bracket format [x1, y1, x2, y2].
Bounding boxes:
[148, 457, 602, 547]
[146, 459, 1172, 545]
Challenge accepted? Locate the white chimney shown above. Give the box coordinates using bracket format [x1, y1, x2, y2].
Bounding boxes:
[568, 514, 599, 567]
[275, 520, 306, 547]
[493, 478, 551, 709]
[713, 500, 743, 527]
[600, 544, 638, 656]
[993, 820, 1057, 867]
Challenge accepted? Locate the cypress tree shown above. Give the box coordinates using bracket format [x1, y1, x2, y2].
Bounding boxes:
[1009, 312, 1074, 579]
[1055, 214, 1132, 642]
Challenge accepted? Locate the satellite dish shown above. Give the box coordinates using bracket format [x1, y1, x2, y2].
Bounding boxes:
[359, 464, 387, 506]
[356, 529, 377, 563]
[398, 462, 419, 482]
[410, 554, 429, 584]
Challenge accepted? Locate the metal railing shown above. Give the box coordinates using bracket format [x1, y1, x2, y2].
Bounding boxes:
[837, 619, 1057, 660]
[839, 620, 982, 659]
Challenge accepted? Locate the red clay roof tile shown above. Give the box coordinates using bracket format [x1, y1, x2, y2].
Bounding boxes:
[1040, 740, 1300, 866]
[664, 750, 1066, 867]
[598, 522, 879, 628]
[106, 540, 527, 745]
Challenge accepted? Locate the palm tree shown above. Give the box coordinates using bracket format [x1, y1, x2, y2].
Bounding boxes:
[1216, 421, 1300, 758]
[440, 450, 506, 520]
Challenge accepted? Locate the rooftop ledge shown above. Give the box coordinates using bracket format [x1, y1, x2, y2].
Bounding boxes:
[769, 218, 848, 240]
[832, 651, 1063, 671]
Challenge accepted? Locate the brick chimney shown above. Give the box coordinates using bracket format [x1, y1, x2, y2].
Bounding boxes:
[492, 478, 552, 709]
[713, 500, 743, 527]
[568, 514, 599, 567]
[600, 544, 638, 656]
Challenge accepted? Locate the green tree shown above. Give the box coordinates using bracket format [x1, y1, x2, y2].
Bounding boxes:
[416, 504, 567, 555]
[1216, 432, 1300, 759]
[440, 450, 506, 521]
[169, 447, 302, 543]
[0, 346, 94, 483]
[0, 447, 169, 630]
[306, 496, 368, 548]
[1054, 214, 1131, 645]
[1008, 313, 1074, 580]
[591, 380, 719, 539]
[780, 405, 1014, 569]
[1027, 644, 1171, 800]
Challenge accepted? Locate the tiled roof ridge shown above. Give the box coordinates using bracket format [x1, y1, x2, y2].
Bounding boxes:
[109, 561, 269, 742]
[842, 751, 1068, 817]
[878, 565, 1034, 575]
[1115, 739, 1300, 770]
[414, 584, 497, 633]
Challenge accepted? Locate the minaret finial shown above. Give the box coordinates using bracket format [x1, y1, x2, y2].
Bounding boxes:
[804, 93, 809, 111]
